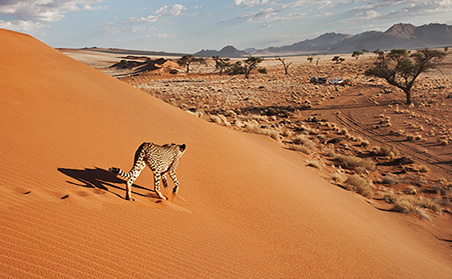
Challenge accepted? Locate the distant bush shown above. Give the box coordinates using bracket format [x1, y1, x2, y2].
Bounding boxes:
[258, 68, 267, 74]
[113, 59, 139, 69]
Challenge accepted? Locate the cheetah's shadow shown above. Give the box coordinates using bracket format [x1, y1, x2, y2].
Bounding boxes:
[58, 167, 159, 200]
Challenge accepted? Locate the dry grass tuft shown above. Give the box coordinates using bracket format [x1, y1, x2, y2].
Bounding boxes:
[242, 120, 280, 141]
[344, 175, 374, 198]
[371, 145, 399, 158]
[384, 193, 443, 220]
[380, 175, 399, 186]
[306, 160, 322, 169]
[331, 169, 346, 184]
[334, 154, 376, 173]
[210, 114, 230, 126]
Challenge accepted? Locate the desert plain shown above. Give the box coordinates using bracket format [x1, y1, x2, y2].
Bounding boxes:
[1, 29, 452, 278]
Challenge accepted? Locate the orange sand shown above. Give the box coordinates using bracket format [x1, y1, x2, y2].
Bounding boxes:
[1, 29, 451, 278]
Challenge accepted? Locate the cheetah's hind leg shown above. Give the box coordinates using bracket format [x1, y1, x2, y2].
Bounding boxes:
[153, 172, 167, 200]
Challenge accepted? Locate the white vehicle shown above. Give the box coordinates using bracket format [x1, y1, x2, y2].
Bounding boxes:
[329, 78, 343, 85]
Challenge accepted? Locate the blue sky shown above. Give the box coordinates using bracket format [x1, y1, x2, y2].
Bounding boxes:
[1, 0, 452, 53]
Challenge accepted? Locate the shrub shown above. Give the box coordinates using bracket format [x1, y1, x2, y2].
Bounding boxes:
[306, 160, 321, 169]
[371, 145, 399, 158]
[384, 194, 443, 220]
[288, 144, 311, 155]
[344, 175, 374, 198]
[323, 147, 336, 157]
[361, 140, 370, 147]
[334, 154, 376, 173]
[381, 175, 399, 185]
[331, 169, 346, 183]
[243, 120, 280, 141]
[419, 165, 430, 173]
[292, 135, 317, 150]
[209, 114, 230, 126]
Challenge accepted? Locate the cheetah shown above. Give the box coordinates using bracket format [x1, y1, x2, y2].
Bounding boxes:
[109, 142, 186, 201]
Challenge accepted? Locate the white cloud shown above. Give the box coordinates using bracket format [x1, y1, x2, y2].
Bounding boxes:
[129, 15, 159, 23]
[357, 10, 381, 20]
[125, 4, 186, 24]
[349, 0, 452, 21]
[0, 0, 105, 34]
[234, 0, 269, 6]
[239, 7, 278, 22]
[0, 18, 45, 32]
[0, 0, 105, 22]
[156, 4, 186, 16]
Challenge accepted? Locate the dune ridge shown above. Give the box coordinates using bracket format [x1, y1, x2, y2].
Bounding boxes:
[1, 28, 451, 278]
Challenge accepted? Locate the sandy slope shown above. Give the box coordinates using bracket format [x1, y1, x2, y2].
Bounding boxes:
[1, 29, 451, 278]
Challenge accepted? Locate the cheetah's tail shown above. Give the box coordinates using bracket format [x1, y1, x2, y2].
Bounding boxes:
[109, 167, 131, 179]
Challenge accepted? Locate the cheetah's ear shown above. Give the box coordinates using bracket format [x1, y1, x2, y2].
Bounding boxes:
[180, 144, 186, 152]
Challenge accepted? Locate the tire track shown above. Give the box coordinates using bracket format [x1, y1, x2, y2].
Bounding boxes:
[330, 107, 452, 174]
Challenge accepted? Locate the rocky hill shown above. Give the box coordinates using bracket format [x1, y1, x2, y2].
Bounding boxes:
[248, 23, 452, 56]
[194, 45, 248, 58]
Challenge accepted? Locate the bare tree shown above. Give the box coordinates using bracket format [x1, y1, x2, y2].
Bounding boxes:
[275, 56, 292, 75]
[365, 48, 446, 105]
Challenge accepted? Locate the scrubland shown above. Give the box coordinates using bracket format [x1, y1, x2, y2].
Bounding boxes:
[70, 50, 452, 221]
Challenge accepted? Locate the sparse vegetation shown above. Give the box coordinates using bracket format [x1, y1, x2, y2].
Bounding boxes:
[99, 47, 452, 222]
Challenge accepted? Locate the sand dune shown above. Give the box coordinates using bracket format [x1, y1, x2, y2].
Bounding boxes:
[1, 29, 451, 278]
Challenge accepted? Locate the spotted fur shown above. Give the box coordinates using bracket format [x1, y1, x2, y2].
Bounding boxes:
[109, 142, 186, 200]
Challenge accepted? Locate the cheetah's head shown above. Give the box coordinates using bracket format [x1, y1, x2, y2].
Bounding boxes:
[178, 144, 186, 157]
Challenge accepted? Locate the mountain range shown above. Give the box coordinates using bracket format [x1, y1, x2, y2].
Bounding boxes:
[194, 23, 452, 57]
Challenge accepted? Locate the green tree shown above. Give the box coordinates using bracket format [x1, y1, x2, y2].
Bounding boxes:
[243, 56, 263, 79]
[373, 49, 385, 60]
[275, 56, 292, 75]
[177, 55, 206, 73]
[332, 56, 345, 64]
[352, 50, 363, 60]
[365, 48, 446, 105]
[228, 61, 245, 75]
[212, 56, 231, 76]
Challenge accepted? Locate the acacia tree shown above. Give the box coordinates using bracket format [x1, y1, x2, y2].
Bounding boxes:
[365, 48, 446, 105]
[332, 56, 345, 64]
[352, 50, 363, 60]
[243, 56, 263, 79]
[177, 55, 206, 73]
[212, 56, 231, 76]
[373, 49, 384, 60]
[275, 56, 292, 75]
